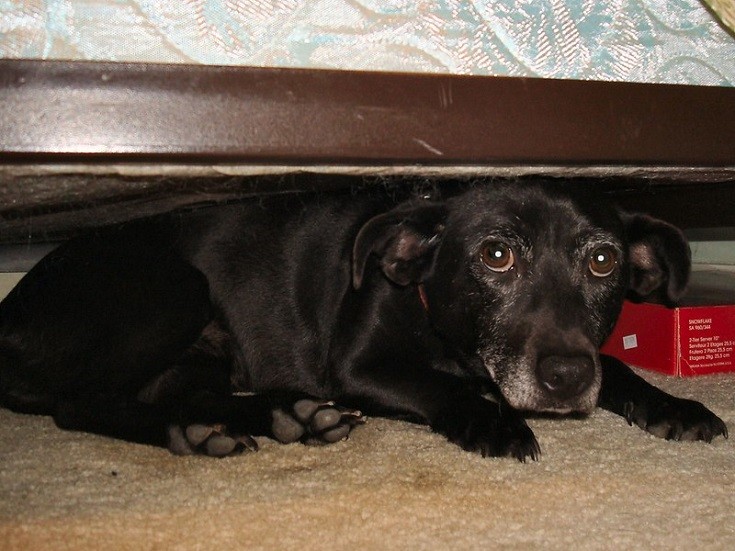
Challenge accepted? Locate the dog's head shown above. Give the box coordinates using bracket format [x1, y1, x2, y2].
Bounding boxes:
[352, 182, 690, 414]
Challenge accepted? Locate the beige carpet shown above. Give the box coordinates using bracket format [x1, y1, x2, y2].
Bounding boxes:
[0, 371, 734, 550]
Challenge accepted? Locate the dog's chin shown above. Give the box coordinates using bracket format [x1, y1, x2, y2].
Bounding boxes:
[497, 383, 601, 416]
[534, 400, 597, 416]
[506, 397, 597, 416]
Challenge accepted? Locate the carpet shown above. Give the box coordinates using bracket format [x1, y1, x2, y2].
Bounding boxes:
[0, 371, 733, 550]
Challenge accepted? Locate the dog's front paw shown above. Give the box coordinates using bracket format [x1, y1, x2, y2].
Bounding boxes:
[623, 396, 728, 443]
[167, 424, 259, 457]
[271, 399, 366, 445]
[433, 396, 540, 462]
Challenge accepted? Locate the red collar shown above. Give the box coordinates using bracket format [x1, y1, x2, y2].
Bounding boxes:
[417, 283, 430, 312]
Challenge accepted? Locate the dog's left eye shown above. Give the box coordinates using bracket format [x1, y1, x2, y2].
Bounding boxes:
[480, 242, 515, 272]
[588, 247, 617, 277]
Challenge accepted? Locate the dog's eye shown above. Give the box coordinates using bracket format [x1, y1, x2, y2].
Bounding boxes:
[588, 247, 617, 277]
[480, 242, 515, 272]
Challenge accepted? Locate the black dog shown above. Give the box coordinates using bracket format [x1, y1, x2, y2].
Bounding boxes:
[0, 180, 727, 461]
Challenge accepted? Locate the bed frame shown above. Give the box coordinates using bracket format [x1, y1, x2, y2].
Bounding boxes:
[1, 59, 734, 245]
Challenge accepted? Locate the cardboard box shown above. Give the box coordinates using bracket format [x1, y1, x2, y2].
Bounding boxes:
[601, 270, 735, 376]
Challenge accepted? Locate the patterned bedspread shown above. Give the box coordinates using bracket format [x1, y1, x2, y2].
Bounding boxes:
[1, 0, 734, 85]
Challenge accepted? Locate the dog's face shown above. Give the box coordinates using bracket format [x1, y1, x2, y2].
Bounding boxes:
[427, 185, 630, 414]
[353, 182, 690, 415]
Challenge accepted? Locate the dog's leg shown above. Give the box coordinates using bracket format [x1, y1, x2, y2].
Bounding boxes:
[598, 354, 728, 442]
[0, 230, 223, 451]
[50, 390, 260, 457]
[47, 368, 366, 457]
[130, 318, 366, 455]
[338, 364, 540, 461]
[432, 381, 540, 462]
[177, 390, 366, 452]
[48, 373, 365, 457]
[54, 394, 186, 447]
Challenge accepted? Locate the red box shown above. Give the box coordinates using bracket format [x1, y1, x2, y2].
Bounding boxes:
[601, 270, 735, 377]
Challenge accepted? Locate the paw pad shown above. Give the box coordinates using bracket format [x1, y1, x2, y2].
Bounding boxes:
[272, 399, 365, 445]
[168, 423, 259, 457]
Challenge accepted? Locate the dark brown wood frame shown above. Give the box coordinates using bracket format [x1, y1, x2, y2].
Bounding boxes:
[1, 59, 734, 166]
[0, 60, 734, 244]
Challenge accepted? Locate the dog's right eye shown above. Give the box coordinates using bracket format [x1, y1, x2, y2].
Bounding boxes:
[480, 242, 515, 272]
[588, 247, 618, 277]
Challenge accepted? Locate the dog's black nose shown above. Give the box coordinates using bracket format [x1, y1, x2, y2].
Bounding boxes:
[536, 355, 595, 400]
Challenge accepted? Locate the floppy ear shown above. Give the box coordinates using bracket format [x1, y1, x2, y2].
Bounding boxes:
[621, 211, 691, 305]
[352, 202, 448, 289]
